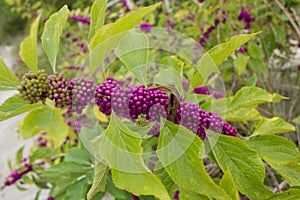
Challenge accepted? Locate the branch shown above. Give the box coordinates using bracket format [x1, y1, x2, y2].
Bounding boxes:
[273, 0, 300, 40]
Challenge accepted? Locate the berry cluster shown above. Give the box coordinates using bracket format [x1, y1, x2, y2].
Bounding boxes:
[94, 78, 237, 138]
[46, 73, 72, 108]
[18, 70, 48, 103]
[68, 77, 96, 114]
[4, 160, 32, 186]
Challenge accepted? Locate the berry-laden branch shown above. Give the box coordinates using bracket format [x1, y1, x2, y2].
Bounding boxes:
[18, 71, 237, 139]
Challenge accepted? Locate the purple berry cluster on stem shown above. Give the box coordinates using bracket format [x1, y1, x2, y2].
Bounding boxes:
[46, 73, 72, 108]
[68, 77, 95, 114]
[4, 161, 32, 186]
[95, 78, 237, 138]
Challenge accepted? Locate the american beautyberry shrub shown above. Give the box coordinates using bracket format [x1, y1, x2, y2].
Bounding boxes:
[46, 72, 72, 108]
[68, 77, 95, 114]
[18, 70, 48, 103]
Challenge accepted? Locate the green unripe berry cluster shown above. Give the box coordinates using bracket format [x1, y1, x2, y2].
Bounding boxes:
[18, 70, 48, 104]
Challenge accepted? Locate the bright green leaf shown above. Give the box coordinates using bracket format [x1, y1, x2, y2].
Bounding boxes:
[229, 86, 273, 110]
[19, 15, 40, 72]
[41, 5, 70, 72]
[87, 160, 108, 200]
[115, 31, 149, 84]
[89, 3, 160, 50]
[191, 33, 259, 89]
[0, 57, 20, 89]
[157, 121, 231, 199]
[235, 54, 247, 75]
[95, 113, 170, 200]
[219, 170, 239, 200]
[252, 117, 295, 136]
[208, 133, 273, 199]
[88, 0, 107, 41]
[179, 188, 210, 200]
[247, 135, 300, 186]
[209, 32, 260, 67]
[267, 187, 300, 200]
[89, 3, 161, 75]
[0, 94, 43, 122]
[20, 105, 70, 148]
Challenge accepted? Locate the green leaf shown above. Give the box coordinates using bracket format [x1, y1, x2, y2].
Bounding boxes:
[179, 188, 210, 200]
[208, 32, 260, 67]
[267, 187, 300, 200]
[0, 57, 20, 89]
[105, 173, 133, 199]
[292, 115, 300, 125]
[65, 147, 92, 166]
[191, 33, 259, 89]
[208, 133, 273, 199]
[234, 54, 247, 75]
[154, 162, 178, 197]
[89, 3, 160, 50]
[248, 42, 263, 59]
[65, 178, 89, 200]
[247, 135, 300, 186]
[20, 105, 70, 148]
[219, 170, 239, 200]
[248, 58, 268, 74]
[19, 15, 40, 73]
[225, 107, 261, 122]
[40, 162, 91, 181]
[229, 86, 273, 110]
[115, 31, 149, 84]
[88, 0, 107, 41]
[30, 147, 58, 163]
[95, 113, 170, 200]
[252, 117, 295, 136]
[79, 125, 103, 154]
[89, 3, 161, 75]
[41, 5, 70, 72]
[16, 146, 25, 164]
[0, 94, 43, 122]
[157, 121, 231, 199]
[87, 160, 108, 200]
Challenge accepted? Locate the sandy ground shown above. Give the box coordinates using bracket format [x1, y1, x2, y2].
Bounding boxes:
[0, 46, 48, 199]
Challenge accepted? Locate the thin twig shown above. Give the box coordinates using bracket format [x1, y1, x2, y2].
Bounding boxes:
[273, 0, 300, 40]
[290, 8, 300, 28]
[273, 180, 289, 193]
[265, 163, 280, 193]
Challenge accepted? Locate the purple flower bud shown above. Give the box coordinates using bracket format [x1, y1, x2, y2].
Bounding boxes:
[238, 47, 247, 53]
